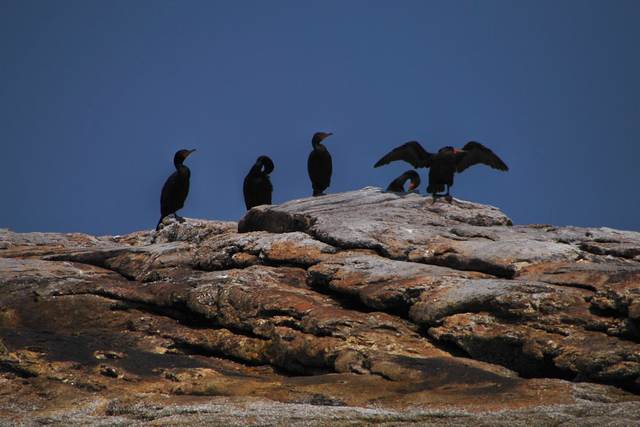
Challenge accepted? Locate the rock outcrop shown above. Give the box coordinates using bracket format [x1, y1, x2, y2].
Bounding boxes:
[1, 187, 640, 425]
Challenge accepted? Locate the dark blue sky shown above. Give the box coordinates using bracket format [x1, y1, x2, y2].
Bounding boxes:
[1, 0, 639, 235]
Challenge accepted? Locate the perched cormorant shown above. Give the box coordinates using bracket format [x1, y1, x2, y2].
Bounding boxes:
[156, 149, 195, 230]
[374, 141, 508, 201]
[243, 155, 274, 210]
[307, 132, 333, 196]
[386, 170, 421, 193]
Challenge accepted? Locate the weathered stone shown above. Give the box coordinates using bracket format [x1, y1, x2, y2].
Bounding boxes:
[239, 188, 624, 278]
[429, 312, 640, 385]
[2, 187, 640, 425]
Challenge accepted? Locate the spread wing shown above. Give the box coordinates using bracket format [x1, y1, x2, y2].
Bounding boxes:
[456, 141, 509, 173]
[374, 141, 433, 168]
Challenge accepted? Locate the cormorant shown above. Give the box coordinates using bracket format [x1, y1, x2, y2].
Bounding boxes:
[243, 155, 274, 210]
[307, 132, 333, 196]
[386, 170, 421, 193]
[374, 141, 508, 201]
[156, 149, 195, 230]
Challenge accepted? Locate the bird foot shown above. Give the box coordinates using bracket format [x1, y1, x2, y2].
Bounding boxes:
[431, 194, 453, 204]
[175, 215, 186, 223]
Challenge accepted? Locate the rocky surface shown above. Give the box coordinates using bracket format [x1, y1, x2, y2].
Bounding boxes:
[1, 187, 640, 425]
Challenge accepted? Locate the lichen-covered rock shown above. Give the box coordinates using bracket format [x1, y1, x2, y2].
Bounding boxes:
[2, 187, 640, 425]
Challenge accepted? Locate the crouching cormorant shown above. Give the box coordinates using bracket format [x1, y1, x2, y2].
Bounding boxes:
[386, 170, 421, 193]
[374, 141, 508, 201]
[243, 155, 274, 210]
[307, 132, 333, 196]
[156, 149, 195, 230]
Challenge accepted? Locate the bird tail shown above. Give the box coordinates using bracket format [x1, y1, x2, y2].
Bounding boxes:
[155, 217, 164, 231]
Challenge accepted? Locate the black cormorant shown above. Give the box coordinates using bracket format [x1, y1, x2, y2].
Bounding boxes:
[243, 155, 274, 210]
[374, 141, 508, 201]
[307, 132, 333, 196]
[386, 170, 421, 193]
[156, 149, 195, 230]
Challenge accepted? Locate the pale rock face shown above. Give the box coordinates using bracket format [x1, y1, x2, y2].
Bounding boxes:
[1, 187, 640, 425]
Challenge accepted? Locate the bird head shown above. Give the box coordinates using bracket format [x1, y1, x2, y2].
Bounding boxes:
[312, 132, 333, 147]
[256, 155, 275, 174]
[174, 149, 196, 167]
[438, 146, 455, 154]
[405, 170, 421, 191]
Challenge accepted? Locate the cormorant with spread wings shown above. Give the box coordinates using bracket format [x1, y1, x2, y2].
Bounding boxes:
[374, 141, 508, 201]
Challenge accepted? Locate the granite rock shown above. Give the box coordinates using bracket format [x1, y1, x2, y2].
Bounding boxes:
[2, 188, 640, 425]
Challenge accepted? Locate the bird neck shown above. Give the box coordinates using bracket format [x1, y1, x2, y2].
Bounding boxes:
[250, 163, 263, 175]
[312, 141, 324, 150]
[175, 162, 189, 173]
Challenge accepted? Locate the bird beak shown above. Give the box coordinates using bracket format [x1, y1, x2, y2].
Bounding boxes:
[187, 149, 196, 156]
[408, 182, 418, 191]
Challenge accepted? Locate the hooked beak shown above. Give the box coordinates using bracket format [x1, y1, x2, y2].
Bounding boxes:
[186, 149, 196, 157]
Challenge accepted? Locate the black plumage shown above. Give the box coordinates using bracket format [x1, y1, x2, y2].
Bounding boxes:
[386, 170, 421, 193]
[156, 149, 195, 230]
[375, 141, 508, 200]
[243, 155, 274, 210]
[307, 132, 333, 196]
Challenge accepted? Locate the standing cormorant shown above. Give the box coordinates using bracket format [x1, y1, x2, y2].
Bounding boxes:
[156, 149, 196, 230]
[386, 170, 421, 193]
[307, 132, 333, 196]
[243, 155, 274, 210]
[374, 141, 508, 201]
